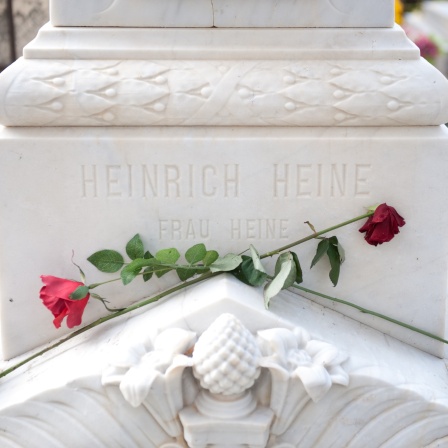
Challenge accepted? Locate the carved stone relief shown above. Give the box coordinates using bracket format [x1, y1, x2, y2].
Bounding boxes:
[0, 277, 448, 447]
[2, 58, 448, 126]
[102, 313, 349, 447]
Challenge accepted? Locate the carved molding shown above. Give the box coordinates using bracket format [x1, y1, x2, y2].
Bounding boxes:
[1, 58, 448, 127]
[0, 277, 447, 447]
[101, 314, 349, 447]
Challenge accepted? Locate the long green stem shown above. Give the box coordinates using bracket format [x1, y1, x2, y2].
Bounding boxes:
[293, 284, 448, 344]
[88, 277, 121, 289]
[0, 209, 411, 379]
[260, 211, 373, 259]
[0, 272, 219, 379]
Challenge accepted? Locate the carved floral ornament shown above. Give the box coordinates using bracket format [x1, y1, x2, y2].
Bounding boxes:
[102, 313, 349, 447]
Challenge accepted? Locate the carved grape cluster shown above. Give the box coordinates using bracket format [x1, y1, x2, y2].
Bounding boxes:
[192, 313, 261, 395]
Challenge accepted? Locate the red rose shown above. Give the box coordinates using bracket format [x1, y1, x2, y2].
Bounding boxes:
[40, 276, 90, 329]
[359, 203, 405, 246]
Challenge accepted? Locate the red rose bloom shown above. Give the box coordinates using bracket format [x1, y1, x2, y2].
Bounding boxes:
[40, 276, 90, 329]
[359, 203, 405, 246]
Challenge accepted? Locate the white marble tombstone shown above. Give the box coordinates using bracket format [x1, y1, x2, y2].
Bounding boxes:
[0, 0, 448, 445]
[0, 0, 448, 360]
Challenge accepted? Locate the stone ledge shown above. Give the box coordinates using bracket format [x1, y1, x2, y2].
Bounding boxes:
[24, 25, 418, 61]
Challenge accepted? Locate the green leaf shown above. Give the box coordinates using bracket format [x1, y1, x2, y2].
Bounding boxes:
[155, 268, 172, 278]
[176, 267, 199, 281]
[327, 236, 344, 287]
[185, 244, 207, 264]
[137, 257, 173, 279]
[249, 245, 265, 274]
[121, 259, 145, 285]
[310, 239, 330, 269]
[235, 245, 267, 287]
[327, 244, 341, 287]
[126, 234, 145, 260]
[210, 253, 243, 273]
[120, 258, 164, 285]
[155, 248, 180, 264]
[274, 252, 297, 289]
[88, 250, 124, 273]
[240, 258, 267, 286]
[264, 252, 295, 308]
[336, 239, 345, 264]
[231, 255, 252, 285]
[144, 251, 154, 259]
[291, 251, 303, 284]
[203, 250, 219, 266]
[69, 285, 89, 300]
[142, 267, 153, 282]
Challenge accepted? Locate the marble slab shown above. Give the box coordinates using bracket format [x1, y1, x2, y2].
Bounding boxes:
[23, 25, 418, 61]
[0, 126, 447, 359]
[49, 0, 395, 28]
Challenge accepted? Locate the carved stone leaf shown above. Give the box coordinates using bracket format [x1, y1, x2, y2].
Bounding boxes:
[119, 360, 159, 407]
[153, 328, 197, 354]
[329, 69, 392, 92]
[239, 68, 288, 93]
[73, 70, 118, 93]
[283, 81, 336, 107]
[272, 377, 448, 447]
[75, 92, 113, 115]
[166, 70, 209, 95]
[0, 379, 177, 448]
[9, 80, 64, 106]
[334, 92, 402, 118]
[292, 364, 332, 402]
[111, 79, 168, 106]
[381, 76, 438, 102]
[3, 59, 448, 126]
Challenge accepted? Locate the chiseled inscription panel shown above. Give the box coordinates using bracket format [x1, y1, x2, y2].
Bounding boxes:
[1, 127, 448, 359]
[81, 164, 240, 199]
[79, 162, 372, 244]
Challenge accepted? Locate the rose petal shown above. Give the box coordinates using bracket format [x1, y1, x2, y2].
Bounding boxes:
[40, 275, 90, 329]
[40, 275, 83, 298]
[359, 203, 405, 245]
[65, 297, 89, 328]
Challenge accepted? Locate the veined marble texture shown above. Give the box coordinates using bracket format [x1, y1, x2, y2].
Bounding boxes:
[49, 0, 394, 27]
